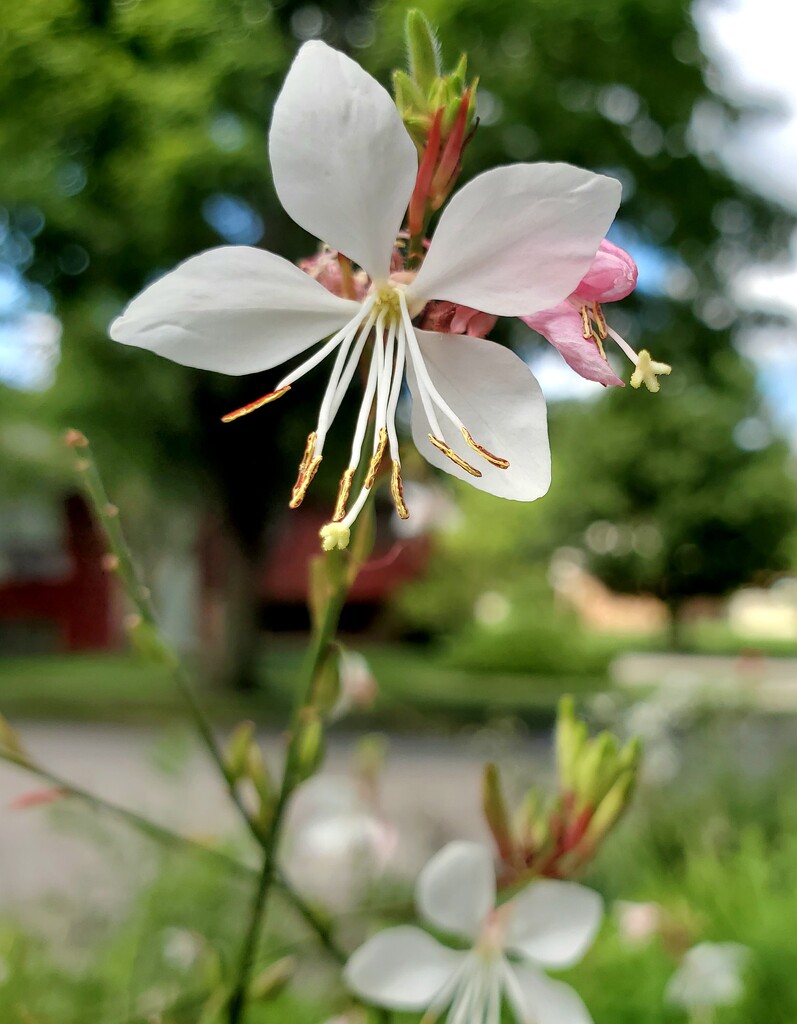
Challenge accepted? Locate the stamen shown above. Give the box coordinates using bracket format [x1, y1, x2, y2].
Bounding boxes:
[391, 460, 409, 519]
[386, 328, 407, 459]
[332, 467, 355, 522]
[429, 434, 482, 477]
[579, 304, 592, 341]
[461, 427, 509, 470]
[289, 432, 322, 508]
[221, 385, 291, 423]
[320, 311, 379, 444]
[319, 522, 350, 552]
[592, 301, 608, 339]
[276, 297, 375, 392]
[365, 427, 388, 489]
[630, 349, 672, 393]
[591, 329, 607, 360]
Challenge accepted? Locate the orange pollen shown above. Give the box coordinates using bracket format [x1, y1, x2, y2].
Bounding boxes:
[289, 432, 322, 509]
[332, 467, 355, 522]
[221, 385, 291, 423]
[365, 428, 388, 489]
[428, 434, 482, 477]
[461, 427, 510, 470]
[390, 460, 409, 519]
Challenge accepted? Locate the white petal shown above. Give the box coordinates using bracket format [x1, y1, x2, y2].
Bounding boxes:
[505, 880, 603, 969]
[506, 963, 594, 1024]
[408, 163, 621, 316]
[109, 246, 359, 375]
[416, 841, 496, 939]
[269, 41, 418, 282]
[408, 330, 551, 500]
[344, 926, 465, 1011]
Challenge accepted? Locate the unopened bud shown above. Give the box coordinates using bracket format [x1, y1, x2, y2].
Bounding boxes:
[225, 721, 255, 781]
[294, 710, 324, 783]
[248, 956, 296, 1001]
[482, 763, 515, 862]
[101, 553, 120, 572]
[573, 731, 617, 808]
[582, 771, 637, 849]
[555, 696, 587, 792]
[405, 9, 441, 91]
[247, 742, 274, 810]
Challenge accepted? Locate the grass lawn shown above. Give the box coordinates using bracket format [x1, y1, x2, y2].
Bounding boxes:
[0, 643, 602, 729]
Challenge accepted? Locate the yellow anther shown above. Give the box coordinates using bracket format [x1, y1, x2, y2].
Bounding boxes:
[365, 428, 388, 489]
[221, 385, 291, 423]
[428, 434, 482, 477]
[319, 522, 350, 552]
[591, 302, 608, 340]
[391, 460, 409, 519]
[461, 427, 510, 470]
[289, 433, 322, 508]
[630, 350, 672, 393]
[591, 329, 607, 360]
[579, 304, 592, 341]
[332, 467, 355, 522]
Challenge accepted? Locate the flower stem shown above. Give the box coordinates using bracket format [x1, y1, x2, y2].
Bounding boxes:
[0, 747, 348, 963]
[227, 576, 350, 1022]
[65, 433, 348, 970]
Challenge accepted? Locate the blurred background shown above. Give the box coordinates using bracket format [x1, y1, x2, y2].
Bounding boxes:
[1, 0, 797, 1020]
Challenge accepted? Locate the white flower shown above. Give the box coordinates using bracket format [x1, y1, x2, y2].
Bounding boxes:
[330, 649, 378, 720]
[665, 942, 751, 1010]
[345, 841, 602, 1024]
[283, 774, 397, 911]
[110, 41, 620, 545]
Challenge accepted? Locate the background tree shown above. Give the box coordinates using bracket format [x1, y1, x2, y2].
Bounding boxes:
[1, 0, 794, 683]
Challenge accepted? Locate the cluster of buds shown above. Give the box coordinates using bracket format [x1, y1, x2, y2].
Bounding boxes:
[483, 697, 641, 886]
[394, 11, 478, 260]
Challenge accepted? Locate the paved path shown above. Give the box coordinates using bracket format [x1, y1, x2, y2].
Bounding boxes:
[612, 653, 797, 710]
[0, 723, 550, 913]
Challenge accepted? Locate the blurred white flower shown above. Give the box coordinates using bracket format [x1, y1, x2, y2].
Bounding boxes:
[666, 941, 751, 1010]
[283, 775, 397, 910]
[161, 927, 203, 971]
[614, 900, 663, 946]
[330, 650, 378, 720]
[346, 841, 601, 1024]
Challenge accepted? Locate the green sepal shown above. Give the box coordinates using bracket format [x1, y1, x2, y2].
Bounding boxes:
[405, 9, 441, 91]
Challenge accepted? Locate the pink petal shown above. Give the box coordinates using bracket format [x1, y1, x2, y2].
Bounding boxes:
[522, 302, 624, 388]
[418, 300, 498, 338]
[572, 239, 638, 303]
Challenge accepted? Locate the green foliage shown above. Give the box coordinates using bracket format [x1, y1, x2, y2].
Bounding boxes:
[0, 849, 323, 1023]
[544, 364, 797, 604]
[6, 719, 797, 1021]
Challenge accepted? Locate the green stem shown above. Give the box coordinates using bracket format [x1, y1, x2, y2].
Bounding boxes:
[227, 573, 349, 1023]
[2, 750, 251, 878]
[67, 436, 347, 966]
[0, 748, 348, 964]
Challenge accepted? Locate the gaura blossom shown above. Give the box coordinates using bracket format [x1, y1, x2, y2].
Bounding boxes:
[345, 841, 602, 1024]
[522, 239, 670, 391]
[665, 942, 751, 1011]
[110, 41, 621, 549]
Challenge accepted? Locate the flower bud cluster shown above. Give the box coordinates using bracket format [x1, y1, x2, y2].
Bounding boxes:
[395, 11, 478, 259]
[483, 696, 641, 885]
